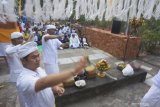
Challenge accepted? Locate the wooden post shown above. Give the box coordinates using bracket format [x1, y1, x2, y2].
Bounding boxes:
[18, 0, 22, 16]
[123, 0, 132, 61]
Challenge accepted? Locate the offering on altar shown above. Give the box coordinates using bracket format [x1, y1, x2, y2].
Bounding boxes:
[74, 70, 87, 88]
[117, 63, 126, 71]
[96, 59, 111, 77]
[75, 80, 86, 88]
[117, 61, 141, 72]
[74, 70, 87, 81]
[85, 65, 96, 79]
[122, 64, 134, 76]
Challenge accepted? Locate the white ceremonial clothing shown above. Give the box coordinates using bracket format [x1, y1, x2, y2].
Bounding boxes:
[17, 67, 55, 107]
[5, 44, 24, 82]
[0, 43, 10, 56]
[69, 37, 80, 48]
[42, 35, 62, 74]
[69, 33, 80, 48]
[153, 70, 160, 88]
[17, 42, 37, 59]
[140, 70, 160, 107]
[34, 35, 38, 42]
[62, 26, 69, 33]
[72, 29, 76, 33]
[140, 85, 160, 107]
[82, 38, 88, 45]
[11, 32, 23, 39]
[44, 63, 59, 74]
[46, 25, 56, 30]
[21, 22, 25, 31]
[71, 33, 79, 38]
[58, 29, 63, 35]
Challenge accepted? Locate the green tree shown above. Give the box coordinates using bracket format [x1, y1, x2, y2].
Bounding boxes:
[140, 18, 160, 53]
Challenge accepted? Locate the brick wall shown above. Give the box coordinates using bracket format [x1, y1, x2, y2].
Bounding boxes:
[82, 27, 141, 60]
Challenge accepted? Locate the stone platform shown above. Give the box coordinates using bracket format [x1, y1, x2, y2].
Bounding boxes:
[55, 68, 147, 107]
[0, 47, 158, 107]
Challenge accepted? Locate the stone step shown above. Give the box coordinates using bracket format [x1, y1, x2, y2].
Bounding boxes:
[55, 69, 147, 107]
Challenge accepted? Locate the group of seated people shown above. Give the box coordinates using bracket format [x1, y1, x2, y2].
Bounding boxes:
[56, 24, 89, 49]
[20, 21, 90, 49]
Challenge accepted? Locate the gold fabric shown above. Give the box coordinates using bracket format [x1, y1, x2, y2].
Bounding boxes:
[0, 22, 20, 43]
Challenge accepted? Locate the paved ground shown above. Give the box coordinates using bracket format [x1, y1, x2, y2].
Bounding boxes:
[0, 47, 159, 107]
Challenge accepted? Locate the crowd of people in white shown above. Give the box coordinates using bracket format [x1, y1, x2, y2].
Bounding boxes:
[0, 19, 90, 107]
[19, 19, 89, 49]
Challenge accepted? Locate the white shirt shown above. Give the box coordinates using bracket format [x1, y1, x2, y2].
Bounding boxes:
[0, 43, 10, 56]
[58, 29, 63, 35]
[42, 35, 62, 65]
[62, 26, 69, 33]
[82, 38, 88, 45]
[153, 70, 160, 88]
[69, 34, 80, 48]
[34, 35, 38, 42]
[140, 85, 160, 107]
[17, 67, 54, 107]
[72, 29, 76, 33]
[21, 22, 26, 31]
[5, 44, 24, 82]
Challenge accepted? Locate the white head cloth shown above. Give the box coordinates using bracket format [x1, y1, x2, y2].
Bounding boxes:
[71, 33, 78, 38]
[46, 25, 56, 30]
[17, 42, 38, 59]
[11, 32, 23, 39]
[122, 64, 134, 76]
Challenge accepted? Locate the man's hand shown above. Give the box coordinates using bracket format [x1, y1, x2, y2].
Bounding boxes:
[53, 86, 65, 96]
[73, 56, 87, 75]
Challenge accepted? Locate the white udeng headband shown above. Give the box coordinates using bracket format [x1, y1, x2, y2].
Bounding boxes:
[11, 32, 23, 39]
[17, 42, 38, 59]
[46, 25, 56, 30]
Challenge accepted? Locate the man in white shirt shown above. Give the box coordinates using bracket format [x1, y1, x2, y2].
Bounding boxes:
[42, 25, 65, 74]
[5, 32, 24, 83]
[62, 25, 69, 34]
[80, 35, 89, 48]
[5, 32, 25, 107]
[140, 70, 160, 107]
[16, 42, 87, 107]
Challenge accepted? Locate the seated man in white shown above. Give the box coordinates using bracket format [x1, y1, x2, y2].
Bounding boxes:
[80, 35, 89, 48]
[69, 33, 80, 48]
